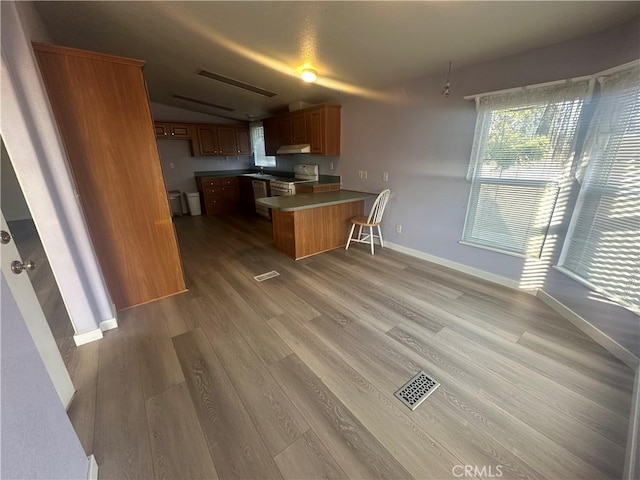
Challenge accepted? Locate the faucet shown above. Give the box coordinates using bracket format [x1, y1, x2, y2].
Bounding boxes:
[259, 166, 264, 175]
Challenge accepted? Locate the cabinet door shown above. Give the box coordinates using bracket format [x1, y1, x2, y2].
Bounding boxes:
[197, 126, 219, 155]
[308, 109, 324, 154]
[155, 123, 169, 138]
[291, 112, 308, 144]
[278, 116, 293, 145]
[169, 124, 192, 139]
[235, 127, 252, 155]
[217, 126, 236, 155]
[263, 117, 279, 156]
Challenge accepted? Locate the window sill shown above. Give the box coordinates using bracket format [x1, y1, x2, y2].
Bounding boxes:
[458, 240, 528, 259]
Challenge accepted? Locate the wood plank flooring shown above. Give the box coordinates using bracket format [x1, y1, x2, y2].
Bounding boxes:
[26, 214, 636, 479]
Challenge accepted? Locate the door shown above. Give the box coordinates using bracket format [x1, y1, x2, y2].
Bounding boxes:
[1, 211, 75, 408]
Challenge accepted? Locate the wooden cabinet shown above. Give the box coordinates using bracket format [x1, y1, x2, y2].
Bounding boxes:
[235, 127, 252, 155]
[196, 125, 248, 156]
[263, 117, 279, 156]
[238, 176, 256, 213]
[294, 184, 340, 194]
[262, 104, 341, 156]
[196, 176, 239, 215]
[154, 122, 193, 139]
[34, 43, 186, 310]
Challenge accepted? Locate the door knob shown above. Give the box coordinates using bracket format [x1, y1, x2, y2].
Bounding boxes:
[1, 230, 11, 244]
[11, 260, 36, 275]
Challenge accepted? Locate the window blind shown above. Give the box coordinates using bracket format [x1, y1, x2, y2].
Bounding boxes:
[463, 81, 589, 257]
[559, 65, 640, 311]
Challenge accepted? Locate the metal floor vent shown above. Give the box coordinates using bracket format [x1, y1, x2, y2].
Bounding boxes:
[253, 270, 280, 282]
[394, 371, 440, 410]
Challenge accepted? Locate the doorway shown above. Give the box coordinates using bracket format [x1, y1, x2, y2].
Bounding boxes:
[1, 138, 76, 365]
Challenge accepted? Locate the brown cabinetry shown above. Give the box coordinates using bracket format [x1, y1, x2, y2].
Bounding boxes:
[196, 176, 239, 215]
[34, 43, 186, 310]
[196, 125, 245, 156]
[154, 121, 252, 157]
[155, 122, 193, 139]
[262, 105, 340, 156]
[295, 184, 340, 194]
[263, 117, 279, 156]
[235, 126, 252, 155]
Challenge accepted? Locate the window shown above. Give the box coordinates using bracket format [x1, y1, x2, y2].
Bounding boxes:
[462, 82, 589, 257]
[559, 64, 640, 311]
[250, 122, 276, 167]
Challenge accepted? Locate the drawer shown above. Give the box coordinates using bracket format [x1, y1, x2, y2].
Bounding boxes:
[200, 177, 238, 187]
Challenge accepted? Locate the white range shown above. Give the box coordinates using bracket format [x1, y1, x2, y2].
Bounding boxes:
[269, 164, 319, 196]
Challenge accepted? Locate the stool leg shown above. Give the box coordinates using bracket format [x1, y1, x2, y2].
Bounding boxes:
[345, 223, 356, 250]
[378, 225, 384, 248]
[358, 225, 363, 242]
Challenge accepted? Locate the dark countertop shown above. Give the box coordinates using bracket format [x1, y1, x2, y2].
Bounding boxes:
[194, 170, 341, 187]
[256, 190, 374, 212]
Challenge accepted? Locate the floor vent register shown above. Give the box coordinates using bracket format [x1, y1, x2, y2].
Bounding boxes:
[394, 371, 440, 410]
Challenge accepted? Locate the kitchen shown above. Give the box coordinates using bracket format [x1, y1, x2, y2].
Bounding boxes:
[3, 2, 639, 480]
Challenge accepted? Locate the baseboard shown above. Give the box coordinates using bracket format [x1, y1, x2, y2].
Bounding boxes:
[385, 241, 535, 294]
[73, 328, 103, 347]
[86, 455, 98, 480]
[536, 290, 639, 369]
[624, 367, 640, 480]
[99, 316, 118, 332]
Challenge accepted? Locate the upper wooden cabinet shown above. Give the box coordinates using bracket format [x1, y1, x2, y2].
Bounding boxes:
[235, 126, 252, 155]
[156, 122, 252, 157]
[263, 105, 341, 156]
[155, 122, 193, 139]
[33, 43, 186, 310]
[263, 116, 279, 156]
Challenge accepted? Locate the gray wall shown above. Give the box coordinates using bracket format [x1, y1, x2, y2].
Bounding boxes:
[338, 16, 640, 357]
[1, 273, 88, 480]
[1, 137, 31, 221]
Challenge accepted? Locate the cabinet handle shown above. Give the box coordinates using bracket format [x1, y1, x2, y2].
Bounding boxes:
[171, 132, 175, 136]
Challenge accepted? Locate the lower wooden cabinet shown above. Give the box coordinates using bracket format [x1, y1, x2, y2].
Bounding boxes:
[196, 177, 239, 215]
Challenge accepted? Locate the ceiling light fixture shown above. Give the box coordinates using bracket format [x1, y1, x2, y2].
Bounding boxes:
[301, 68, 317, 83]
[441, 61, 452, 99]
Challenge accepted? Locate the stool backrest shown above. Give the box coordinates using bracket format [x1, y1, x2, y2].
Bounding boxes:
[367, 189, 391, 224]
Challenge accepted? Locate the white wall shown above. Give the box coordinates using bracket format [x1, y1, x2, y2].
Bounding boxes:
[338, 16, 640, 357]
[1, 138, 31, 221]
[2, 1, 116, 337]
[1, 273, 88, 479]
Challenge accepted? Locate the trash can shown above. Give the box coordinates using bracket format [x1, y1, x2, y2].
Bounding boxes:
[185, 192, 202, 216]
[168, 190, 182, 216]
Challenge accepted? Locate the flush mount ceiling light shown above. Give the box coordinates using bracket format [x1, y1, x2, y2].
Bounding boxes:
[301, 68, 318, 83]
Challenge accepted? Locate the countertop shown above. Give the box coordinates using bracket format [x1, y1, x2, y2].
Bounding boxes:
[193, 170, 341, 186]
[256, 190, 374, 212]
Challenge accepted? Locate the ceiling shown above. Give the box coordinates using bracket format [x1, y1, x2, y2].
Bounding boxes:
[33, 1, 639, 122]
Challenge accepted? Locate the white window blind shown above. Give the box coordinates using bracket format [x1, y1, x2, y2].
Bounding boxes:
[250, 122, 276, 167]
[462, 81, 589, 257]
[559, 65, 640, 311]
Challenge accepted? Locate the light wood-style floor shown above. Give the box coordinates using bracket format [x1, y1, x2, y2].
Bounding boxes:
[25, 215, 636, 479]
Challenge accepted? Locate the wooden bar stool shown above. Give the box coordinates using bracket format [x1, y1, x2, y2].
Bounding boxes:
[345, 189, 391, 255]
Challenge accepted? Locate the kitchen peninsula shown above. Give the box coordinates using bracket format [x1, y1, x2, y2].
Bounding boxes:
[257, 190, 375, 260]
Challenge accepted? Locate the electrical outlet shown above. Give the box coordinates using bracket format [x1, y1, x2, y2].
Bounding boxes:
[395, 224, 402, 234]
[330, 162, 334, 170]
[382, 172, 389, 181]
[363, 170, 368, 180]
[169, 162, 175, 169]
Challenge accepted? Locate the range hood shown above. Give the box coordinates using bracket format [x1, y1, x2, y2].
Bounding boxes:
[276, 144, 311, 154]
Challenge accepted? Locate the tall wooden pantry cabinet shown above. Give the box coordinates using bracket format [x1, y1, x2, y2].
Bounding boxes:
[33, 43, 186, 310]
